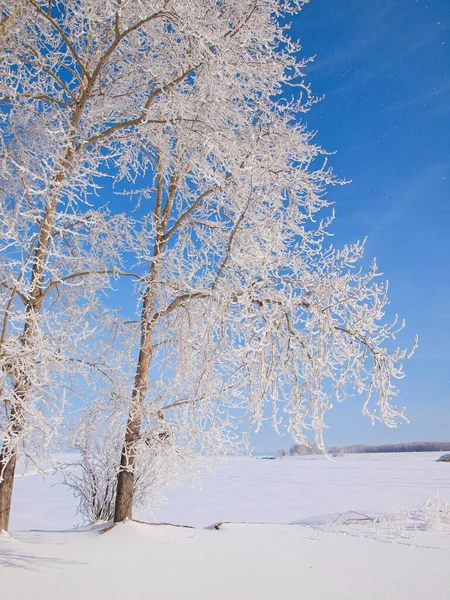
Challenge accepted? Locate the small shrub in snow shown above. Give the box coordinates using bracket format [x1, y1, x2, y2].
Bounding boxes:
[62, 421, 202, 524]
[62, 441, 121, 524]
[384, 495, 450, 534]
[421, 494, 450, 531]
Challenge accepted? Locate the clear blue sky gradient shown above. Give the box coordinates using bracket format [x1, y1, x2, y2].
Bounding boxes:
[251, 0, 450, 451]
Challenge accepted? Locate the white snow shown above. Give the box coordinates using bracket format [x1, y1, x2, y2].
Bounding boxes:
[149, 451, 450, 527]
[2, 452, 450, 599]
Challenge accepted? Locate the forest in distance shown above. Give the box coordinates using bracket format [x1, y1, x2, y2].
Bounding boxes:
[284, 442, 450, 456]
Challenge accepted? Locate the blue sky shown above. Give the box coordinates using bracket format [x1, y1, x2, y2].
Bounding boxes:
[252, 0, 449, 451]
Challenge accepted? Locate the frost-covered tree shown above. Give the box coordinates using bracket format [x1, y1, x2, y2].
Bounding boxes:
[0, 0, 312, 531]
[0, 0, 416, 530]
[107, 2, 416, 521]
[0, 190, 127, 532]
[0, 0, 216, 530]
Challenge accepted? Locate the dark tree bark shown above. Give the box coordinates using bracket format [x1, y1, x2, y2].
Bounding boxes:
[114, 292, 155, 522]
[0, 447, 17, 530]
[114, 180, 168, 522]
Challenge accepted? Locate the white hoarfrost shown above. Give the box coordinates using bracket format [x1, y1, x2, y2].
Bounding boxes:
[1, 0, 416, 525]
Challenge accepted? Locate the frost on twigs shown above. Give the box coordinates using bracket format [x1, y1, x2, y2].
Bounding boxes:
[0, 0, 416, 522]
[63, 418, 208, 524]
[382, 495, 450, 536]
[313, 496, 450, 544]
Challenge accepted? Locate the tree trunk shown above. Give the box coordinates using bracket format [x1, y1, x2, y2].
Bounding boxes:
[0, 327, 40, 532]
[114, 160, 169, 523]
[0, 44, 117, 528]
[114, 454, 135, 523]
[114, 290, 155, 522]
[0, 202, 57, 530]
[0, 446, 17, 531]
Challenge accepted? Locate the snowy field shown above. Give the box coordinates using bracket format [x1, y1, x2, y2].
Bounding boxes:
[8, 451, 450, 530]
[2, 452, 450, 599]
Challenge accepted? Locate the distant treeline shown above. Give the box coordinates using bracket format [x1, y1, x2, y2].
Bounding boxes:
[279, 441, 450, 457]
[327, 442, 450, 455]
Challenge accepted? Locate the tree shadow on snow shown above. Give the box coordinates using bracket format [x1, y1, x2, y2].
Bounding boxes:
[0, 548, 86, 571]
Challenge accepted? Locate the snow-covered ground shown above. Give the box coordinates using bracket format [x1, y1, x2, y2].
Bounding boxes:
[150, 451, 450, 527]
[9, 451, 450, 530]
[2, 452, 450, 599]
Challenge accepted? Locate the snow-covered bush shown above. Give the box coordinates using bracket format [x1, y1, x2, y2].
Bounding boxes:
[385, 495, 450, 536]
[62, 440, 121, 524]
[421, 494, 450, 531]
[62, 418, 202, 524]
